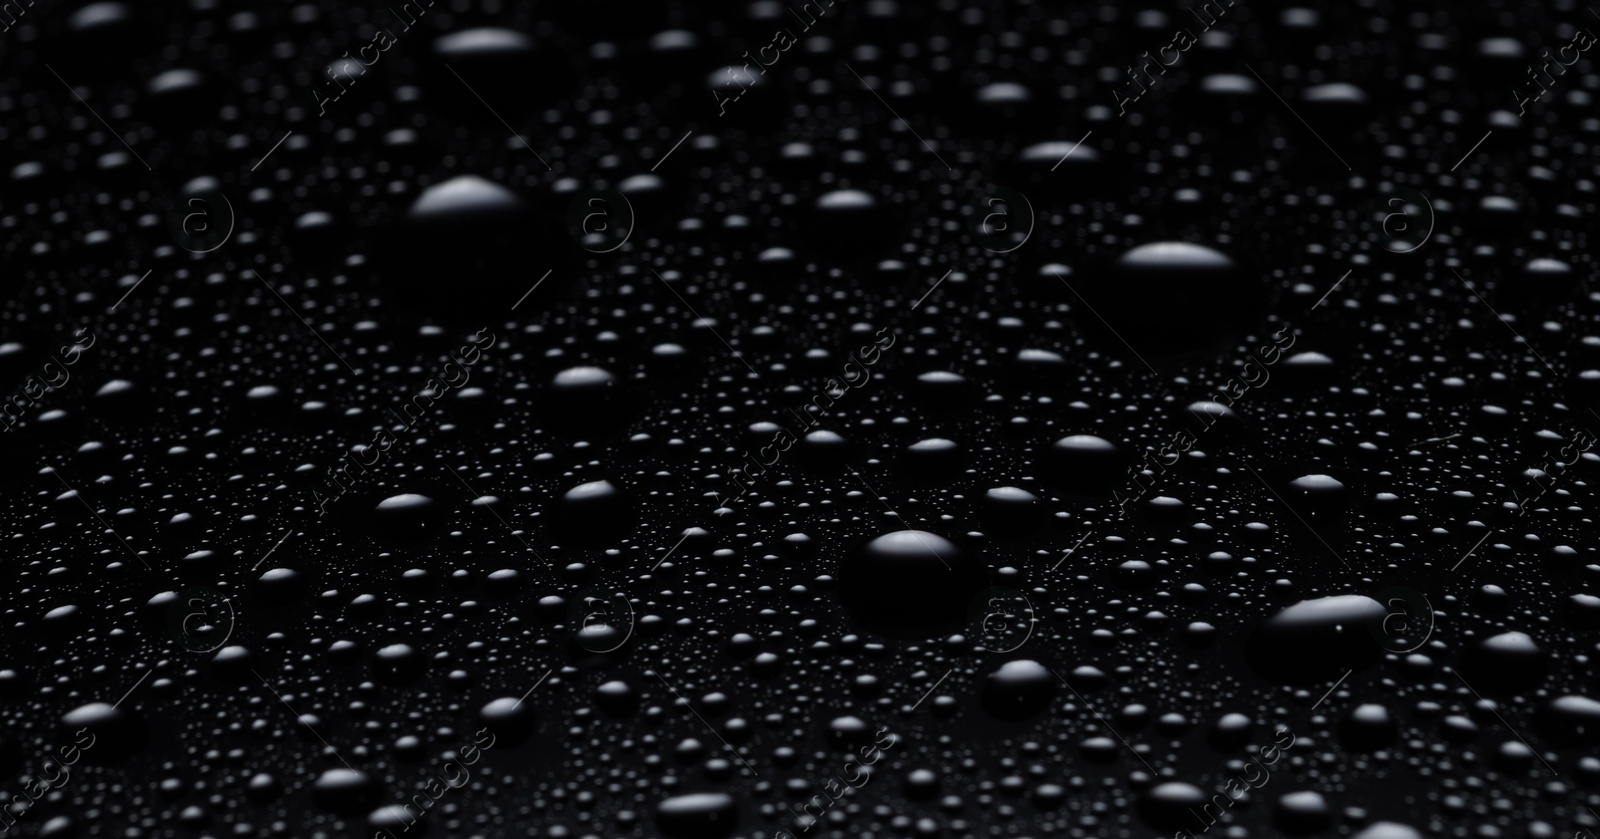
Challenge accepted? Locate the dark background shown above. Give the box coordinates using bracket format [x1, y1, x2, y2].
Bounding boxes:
[0, 0, 1594, 837]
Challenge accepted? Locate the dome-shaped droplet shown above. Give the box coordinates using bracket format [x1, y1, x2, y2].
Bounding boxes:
[550, 480, 635, 546]
[59, 702, 150, 763]
[806, 189, 898, 255]
[310, 768, 381, 816]
[1459, 631, 1548, 694]
[980, 659, 1056, 721]
[1074, 242, 1262, 358]
[1247, 595, 1387, 685]
[837, 530, 988, 638]
[387, 176, 546, 307]
[477, 697, 536, 746]
[655, 792, 738, 839]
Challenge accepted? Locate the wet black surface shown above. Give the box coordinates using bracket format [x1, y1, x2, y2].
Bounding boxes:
[0, 0, 1597, 837]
